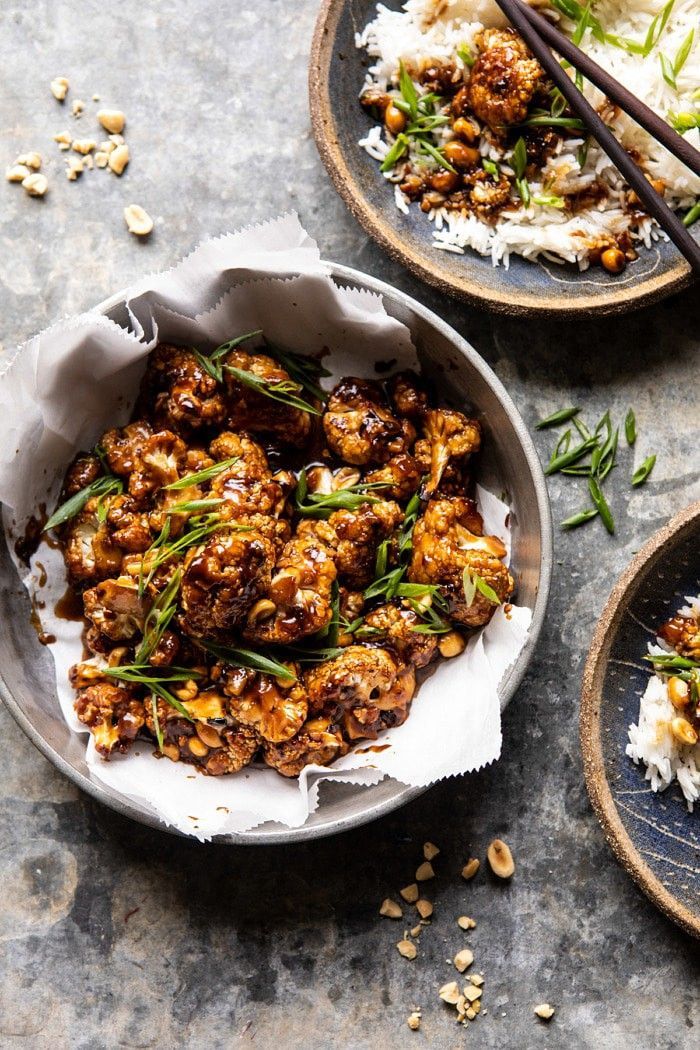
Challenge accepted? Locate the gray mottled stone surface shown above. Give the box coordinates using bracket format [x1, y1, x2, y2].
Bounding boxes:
[1, 2, 698, 1047]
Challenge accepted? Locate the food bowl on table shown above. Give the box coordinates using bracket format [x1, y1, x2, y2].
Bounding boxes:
[309, 0, 698, 317]
[0, 261, 552, 843]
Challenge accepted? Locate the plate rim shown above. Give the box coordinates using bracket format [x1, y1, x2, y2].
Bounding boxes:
[308, 0, 694, 318]
[1, 260, 552, 845]
[580, 500, 700, 939]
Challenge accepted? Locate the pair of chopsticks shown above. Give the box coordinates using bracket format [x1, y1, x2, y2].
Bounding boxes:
[493, 0, 700, 274]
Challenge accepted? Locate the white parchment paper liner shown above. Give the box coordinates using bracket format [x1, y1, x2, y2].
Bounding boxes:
[0, 213, 531, 840]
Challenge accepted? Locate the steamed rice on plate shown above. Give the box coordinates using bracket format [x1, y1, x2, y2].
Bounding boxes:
[627, 595, 700, 810]
[356, 0, 700, 273]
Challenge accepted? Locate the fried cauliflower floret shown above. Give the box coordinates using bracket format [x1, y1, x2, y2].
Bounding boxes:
[209, 432, 291, 519]
[409, 496, 513, 627]
[467, 27, 544, 130]
[83, 579, 147, 641]
[63, 452, 102, 496]
[465, 170, 512, 222]
[387, 371, 429, 421]
[74, 683, 145, 756]
[261, 715, 347, 777]
[414, 409, 481, 496]
[364, 454, 421, 501]
[181, 527, 276, 634]
[244, 524, 338, 645]
[323, 378, 414, 466]
[105, 494, 153, 551]
[305, 645, 416, 741]
[362, 603, 438, 668]
[127, 431, 188, 500]
[144, 693, 260, 774]
[204, 725, 261, 775]
[659, 612, 700, 660]
[137, 343, 227, 434]
[224, 350, 313, 448]
[226, 673, 308, 743]
[62, 499, 123, 586]
[329, 499, 403, 589]
[101, 422, 154, 478]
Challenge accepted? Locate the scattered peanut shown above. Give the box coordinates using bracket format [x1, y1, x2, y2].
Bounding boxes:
[195, 723, 223, 749]
[457, 915, 476, 930]
[22, 172, 48, 196]
[50, 76, 69, 101]
[415, 861, 435, 882]
[66, 157, 84, 181]
[668, 676, 690, 709]
[397, 939, 417, 960]
[379, 898, 403, 919]
[53, 131, 72, 150]
[99, 139, 116, 154]
[534, 1003, 555, 1020]
[94, 151, 109, 168]
[470, 974, 484, 987]
[407, 1012, 421, 1031]
[72, 139, 96, 155]
[109, 133, 125, 146]
[410, 924, 422, 938]
[438, 981, 461, 1005]
[71, 98, 85, 117]
[438, 630, 466, 658]
[463, 984, 482, 1003]
[97, 108, 126, 134]
[6, 164, 31, 183]
[670, 717, 698, 747]
[487, 838, 515, 879]
[423, 841, 440, 861]
[108, 143, 130, 175]
[16, 152, 41, 170]
[454, 949, 474, 973]
[187, 736, 208, 758]
[415, 899, 433, 919]
[400, 883, 419, 903]
[461, 858, 480, 881]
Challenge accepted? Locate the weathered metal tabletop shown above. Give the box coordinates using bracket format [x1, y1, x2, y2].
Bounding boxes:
[0, 2, 698, 1046]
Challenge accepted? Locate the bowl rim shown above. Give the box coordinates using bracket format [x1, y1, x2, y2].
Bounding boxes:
[308, 0, 694, 318]
[0, 260, 553, 845]
[580, 500, 700, 939]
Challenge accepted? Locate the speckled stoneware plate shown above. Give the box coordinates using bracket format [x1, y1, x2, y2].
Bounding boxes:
[581, 503, 700, 938]
[0, 262, 552, 845]
[309, 0, 697, 317]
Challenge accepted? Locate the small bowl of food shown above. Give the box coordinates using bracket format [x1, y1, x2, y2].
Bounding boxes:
[310, 0, 699, 315]
[0, 253, 551, 843]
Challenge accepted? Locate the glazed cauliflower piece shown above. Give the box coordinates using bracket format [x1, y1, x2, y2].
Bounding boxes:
[362, 602, 438, 668]
[204, 725, 262, 775]
[145, 692, 261, 774]
[83, 579, 147, 641]
[209, 432, 292, 519]
[244, 521, 338, 644]
[136, 343, 227, 434]
[465, 170, 513, 222]
[304, 645, 416, 741]
[262, 715, 347, 777]
[364, 454, 421, 501]
[414, 409, 482, 496]
[226, 673, 308, 743]
[101, 422, 154, 478]
[323, 378, 414, 466]
[63, 452, 102, 496]
[105, 494, 153, 552]
[467, 27, 544, 130]
[409, 496, 513, 627]
[181, 527, 276, 634]
[659, 611, 700, 660]
[224, 350, 313, 448]
[62, 499, 124, 586]
[329, 499, 404, 589]
[387, 371, 429, 421]
[74, 683, 145, 756]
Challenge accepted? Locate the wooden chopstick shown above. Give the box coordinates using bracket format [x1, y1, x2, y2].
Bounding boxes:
[517, 0, 700, 178]
[493, 0, 700, 274]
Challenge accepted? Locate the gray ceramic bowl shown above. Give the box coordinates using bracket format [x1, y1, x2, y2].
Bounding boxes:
[0, 262, 552, 844]
[309, 0, 697, 316]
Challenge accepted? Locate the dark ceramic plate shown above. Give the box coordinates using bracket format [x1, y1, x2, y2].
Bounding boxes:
[309, 0, 696, 316]
[581, 503, 700, 938]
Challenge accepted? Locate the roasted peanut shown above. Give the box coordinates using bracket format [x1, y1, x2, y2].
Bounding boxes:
[123, 204, 154, 237]
[487, 838, 515, 878]
[97, 108, 126, 134]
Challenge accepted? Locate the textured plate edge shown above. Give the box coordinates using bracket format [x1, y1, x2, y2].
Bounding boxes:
[308, 0, 695, 318]
[1, 260, 553, 846]
[580, 501, 700, 939]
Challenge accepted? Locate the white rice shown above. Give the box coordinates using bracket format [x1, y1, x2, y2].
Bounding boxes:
[626, 596, 700, 811]
[357, 0, 700, 268]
